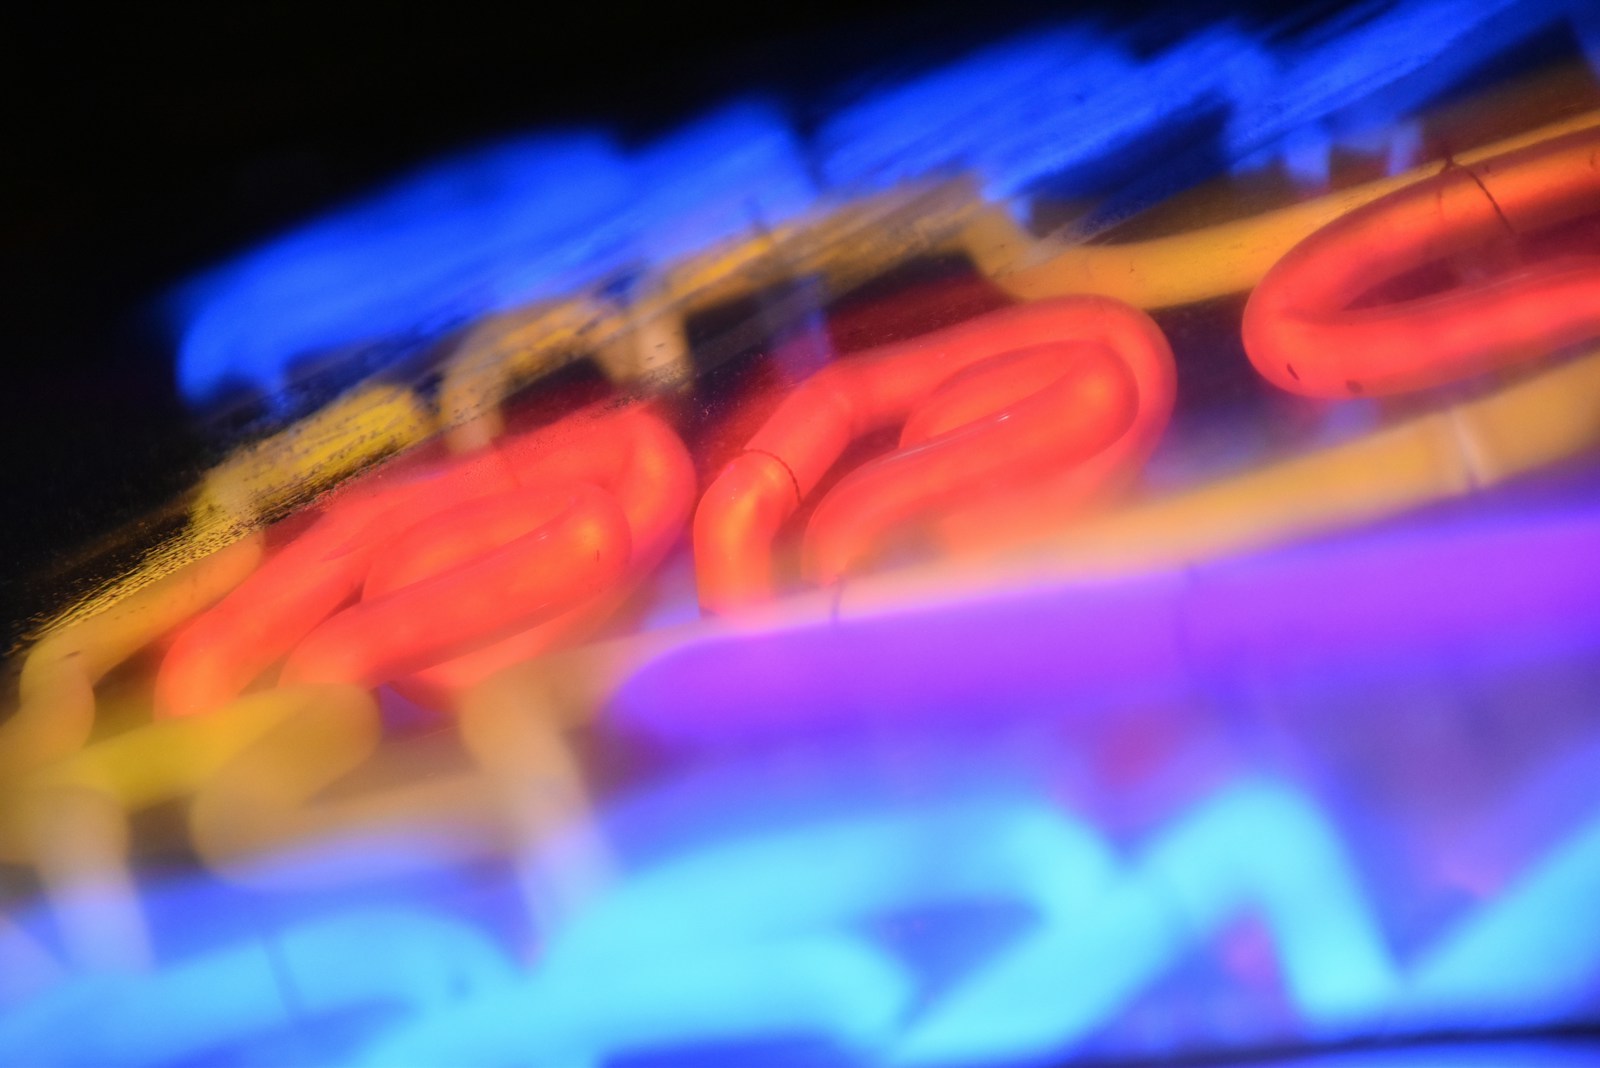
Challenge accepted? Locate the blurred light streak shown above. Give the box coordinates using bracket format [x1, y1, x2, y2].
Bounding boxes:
[813, 26, 1261, 204]
[1222, 0, 1576, 175]
[190, 383, 431, 535]
[174, 132, 630, 402]
[173, 103, 810, 405]
[817, 0, 1593, 206]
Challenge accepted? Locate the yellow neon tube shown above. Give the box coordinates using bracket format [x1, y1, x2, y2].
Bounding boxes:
[970, 109, 1600, 310]
[2, 535, 262, 779]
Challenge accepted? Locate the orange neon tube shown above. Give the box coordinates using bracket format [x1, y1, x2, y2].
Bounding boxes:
[695, 297, 1175, 613]
[156, 406, 694, 717]
[1243, 125, 1600, 398]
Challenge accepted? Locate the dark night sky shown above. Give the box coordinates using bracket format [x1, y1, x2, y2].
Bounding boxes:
[0, 1, 1319, 640]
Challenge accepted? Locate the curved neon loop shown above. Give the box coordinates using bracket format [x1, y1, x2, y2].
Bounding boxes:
[155, 405, 694, 716]
[694, 298, 1174, 613]
[1244, 125, 1600, 397]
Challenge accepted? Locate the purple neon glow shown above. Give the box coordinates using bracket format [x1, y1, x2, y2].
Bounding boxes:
[607, 505, 1600, 741]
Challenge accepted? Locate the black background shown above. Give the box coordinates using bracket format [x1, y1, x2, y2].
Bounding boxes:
[0, 1, 1317, 642]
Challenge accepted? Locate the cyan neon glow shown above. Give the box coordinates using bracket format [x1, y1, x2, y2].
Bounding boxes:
[1409, 811, 1600, 1028]
[5, 722, 1599, 1064]
[892, 782, 1397, 1064]
[345, 780, 1600, 1066]
[354, 939, 914, 1068]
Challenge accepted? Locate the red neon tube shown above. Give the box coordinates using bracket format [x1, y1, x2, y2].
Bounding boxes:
[695, 297, 1176, 613]
[156, 407, 695, 717]
[1243, 125, 1600, 398]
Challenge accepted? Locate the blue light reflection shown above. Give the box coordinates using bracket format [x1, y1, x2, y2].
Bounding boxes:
[173, 103, 810, 403]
